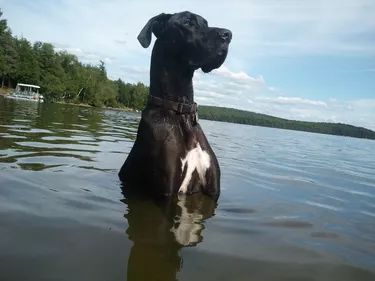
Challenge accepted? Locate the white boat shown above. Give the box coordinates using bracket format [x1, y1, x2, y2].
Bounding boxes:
[7, 83, 44, 102]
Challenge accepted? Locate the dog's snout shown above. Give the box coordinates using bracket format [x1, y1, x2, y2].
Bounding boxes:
[218, 29, 232, 43]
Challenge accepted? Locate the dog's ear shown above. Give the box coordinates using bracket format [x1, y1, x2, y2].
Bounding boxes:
[137, 13, 172, 48]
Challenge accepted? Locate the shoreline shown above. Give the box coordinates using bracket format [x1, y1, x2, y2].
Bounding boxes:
[1, 91, 374, 140]
[54, 101, 138, 113]
[0, 92, 138, 113]
[0, 88, 12, 95]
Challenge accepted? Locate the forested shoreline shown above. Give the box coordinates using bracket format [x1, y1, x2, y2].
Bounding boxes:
[198, 106, 375, 140]
[0, 10, 148, 109]
[1, 9, 374, 139]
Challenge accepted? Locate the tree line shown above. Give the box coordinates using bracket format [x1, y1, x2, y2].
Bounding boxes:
[0, 9, 148, 109]
[198, 106, 375, 140]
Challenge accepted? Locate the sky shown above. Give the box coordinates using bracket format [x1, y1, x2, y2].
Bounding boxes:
[1, 0, 374, 130]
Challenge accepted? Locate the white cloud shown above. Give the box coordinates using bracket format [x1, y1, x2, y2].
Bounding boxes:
[194, 66, 375, 130]
[229, 0, 375, 58]
[274, 97, 327, 107]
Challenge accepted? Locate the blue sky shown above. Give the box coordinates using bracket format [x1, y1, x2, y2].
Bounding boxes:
[1, 0, 374, 129]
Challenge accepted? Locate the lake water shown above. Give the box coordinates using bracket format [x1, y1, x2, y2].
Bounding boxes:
[0, 96, 374, 281]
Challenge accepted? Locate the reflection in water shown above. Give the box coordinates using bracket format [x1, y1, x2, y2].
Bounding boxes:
[0, 97, 139, 171]
[123, 193, 216, 281]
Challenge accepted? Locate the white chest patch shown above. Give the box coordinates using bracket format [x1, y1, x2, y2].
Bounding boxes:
[179, 143, 211, 193]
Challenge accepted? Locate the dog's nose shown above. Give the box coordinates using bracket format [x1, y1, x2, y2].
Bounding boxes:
[218, 29, 232, 43]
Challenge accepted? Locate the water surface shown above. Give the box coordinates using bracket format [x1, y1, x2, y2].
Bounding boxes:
[0, 96, 374, 280]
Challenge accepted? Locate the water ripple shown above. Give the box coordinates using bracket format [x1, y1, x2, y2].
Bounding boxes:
[1, 98, 375, 275]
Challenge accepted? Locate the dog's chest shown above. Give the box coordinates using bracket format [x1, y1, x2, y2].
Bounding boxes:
[178, 143, 211, 193]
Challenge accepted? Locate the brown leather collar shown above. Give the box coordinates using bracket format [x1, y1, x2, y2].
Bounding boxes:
[148, 95, 197, 114]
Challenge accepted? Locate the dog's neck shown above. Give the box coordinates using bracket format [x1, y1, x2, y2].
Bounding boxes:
[149, 40, 195, 103]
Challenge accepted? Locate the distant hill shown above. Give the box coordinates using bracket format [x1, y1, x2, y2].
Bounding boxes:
[198, 105, 375, 140]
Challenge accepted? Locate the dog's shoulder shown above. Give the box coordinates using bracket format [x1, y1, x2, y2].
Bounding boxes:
[140, 107, 182, 143]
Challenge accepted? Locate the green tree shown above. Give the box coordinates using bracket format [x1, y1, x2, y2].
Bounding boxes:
[33, 42, 66, 101]
[14, 38, 40, 84]
[116, 79, 148, 109]
[57, 51, 81, 100]
[0, 9, 18, 88]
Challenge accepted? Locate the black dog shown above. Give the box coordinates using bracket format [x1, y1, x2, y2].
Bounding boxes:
[119, 11, 232, 200]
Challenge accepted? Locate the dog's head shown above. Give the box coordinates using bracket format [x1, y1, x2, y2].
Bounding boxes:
[138, 11, 232, 73]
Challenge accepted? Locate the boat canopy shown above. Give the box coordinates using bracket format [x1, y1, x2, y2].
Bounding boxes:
[16, 83, 40, 89]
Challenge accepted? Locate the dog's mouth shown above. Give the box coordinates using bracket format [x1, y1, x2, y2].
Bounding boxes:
[201, 49, 228, 73]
